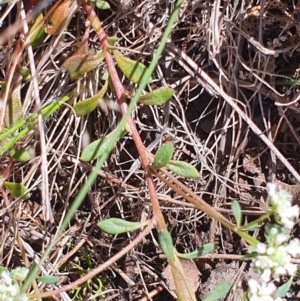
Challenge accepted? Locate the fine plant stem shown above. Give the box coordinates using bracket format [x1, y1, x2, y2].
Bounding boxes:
[153, 167, 259, 246]
[31, 220, 155, 299]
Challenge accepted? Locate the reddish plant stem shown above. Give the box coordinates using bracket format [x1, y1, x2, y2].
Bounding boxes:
[82, 1, 167, 231]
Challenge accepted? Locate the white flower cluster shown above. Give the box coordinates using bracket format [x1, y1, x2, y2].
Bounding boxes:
[247, 183, 300, 301]
[267, 183, 299, 229]
[0, 268, 29, 301]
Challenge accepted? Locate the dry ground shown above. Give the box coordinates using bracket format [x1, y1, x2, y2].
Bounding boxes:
[1, 0, 300, 300]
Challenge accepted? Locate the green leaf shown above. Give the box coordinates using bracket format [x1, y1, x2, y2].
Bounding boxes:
[98, 218, 146, 234]
[177, 243, 217, 259]
[63, 51, 105, 80]
[29, 13, 45, 49]
[231, 200, 242, 227]
[4, 82, 23, 127]
[113, 50, 152, 84]
[138, 87, 173, 106]
[0, 93, 72, 155]
[152, 142, 174, 169]
[243, 224, 260, 232]
[81, 127, 127, 161]
[11, 267, 29, 282]
[107, 36, 118, 46]
[9, 148, 31, 162]
[91, 0, 110, 9]
[36, 275, 59, 284]
[18, 66, 31, 81]
[276, 277, 293, 298]
[203, 281, 231, 301]
[4, 181, 30, 200]
[158, 231, 174, 261]
[166, 160, 199, 178]
[73, 80, 108, 116]
[0, 267, 8, 275]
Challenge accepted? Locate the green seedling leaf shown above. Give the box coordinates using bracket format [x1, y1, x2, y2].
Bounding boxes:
[231, 200, 242, 227]
[63, 51, 105, 80]
[166, 160, 199, 178]
[158, 231, 174, 261]
[73, 80, 108, 116]
[98, 218, 146, 234]
[152, 142, 174, 169]
[4, 81, 23, 127]
[4, 181, 30, 200]
[178, 243, 217, 259]
[276, 277, 293, 298]
[81, 127, 128, 161]
[11, 267, 29, 282]
[113, 50, 152, 84]
[9, 148, 31, 162]
[91, 0, 110, 9]
[107, 36, 118, 46]
[138, 87, 173, 106]
[203, 281, 231, 301]
[36, 275, 59, 284]
[29, 13, 45, 48]
[18, 66, 31, 81]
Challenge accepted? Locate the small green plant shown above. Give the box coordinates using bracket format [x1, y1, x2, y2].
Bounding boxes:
[0, 267, 29, 301]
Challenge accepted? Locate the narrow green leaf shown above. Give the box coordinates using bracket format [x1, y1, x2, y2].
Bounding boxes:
[91, 0, 110, 9]
[63, 51, 104, 80]
[166, 160, 199, 178]
[178, 243, 217, 259]
[152, 142, 174, 169]
[0, 93, 71, 155]
[158, 231, 174, 261]
[4, 181, 30, 200]
[9, 148, 31, 162]
[74, 80, 108, 116]
[276, 277, 293, 298]
[231, 200, 242, 227]
[138, 87, 173, 106]
[113, 50, 152, 84]
[36, 275, 59, 284]
[29, 13, 45, 49]
[81, 128, 127, 161]
[98, 218, 145, 234]
[243, 224, 260, 232]
[203, 281, 231, 301]
[4, 82, 23, 127]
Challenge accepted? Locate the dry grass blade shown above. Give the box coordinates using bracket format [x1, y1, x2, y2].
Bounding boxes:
[1, 0, 300, 300]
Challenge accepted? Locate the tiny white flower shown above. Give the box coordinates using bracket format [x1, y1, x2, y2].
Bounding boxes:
[267, 183, 276, 197]
[257, 243, 267, 254]
[261, 269, 271, 282]
[284, 262, 297, 276]
[281, 218, 295, 230]
[1, 271, 12, 286]
[269, 227, 278, 236]
[267, 247, 275, 255]
[259, 281, 276, 295]
[273, 266, 287, 279]
[248, 279, 259, 294]
[275, 233, 289, 245]
[7, 283, 20, 296]
[288, 239, 300, 257]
